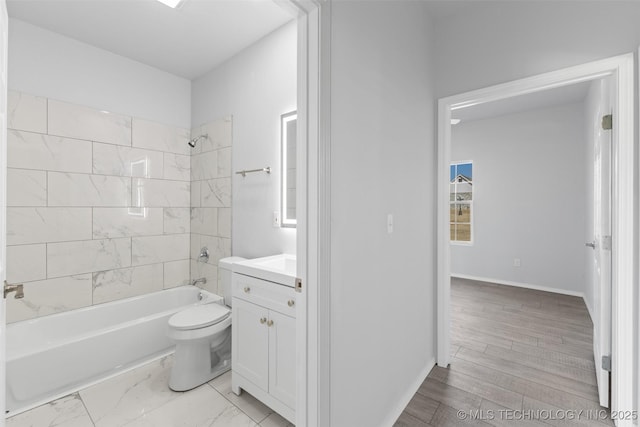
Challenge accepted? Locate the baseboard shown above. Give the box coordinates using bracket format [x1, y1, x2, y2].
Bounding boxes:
[382, 357, 435, 427]
[583, 296, 595, 325]
[451, 273, 586, 298]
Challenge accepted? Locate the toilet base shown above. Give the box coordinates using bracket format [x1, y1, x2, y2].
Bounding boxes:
[169, 333, 231, 392]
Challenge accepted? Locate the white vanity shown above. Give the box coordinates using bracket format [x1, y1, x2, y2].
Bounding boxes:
[231, 254, 297, 423]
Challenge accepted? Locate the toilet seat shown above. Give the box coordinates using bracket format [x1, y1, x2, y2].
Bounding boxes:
[169, 304, 230, 331]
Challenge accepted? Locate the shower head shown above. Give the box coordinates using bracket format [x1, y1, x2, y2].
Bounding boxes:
[188, 134, 208, 148]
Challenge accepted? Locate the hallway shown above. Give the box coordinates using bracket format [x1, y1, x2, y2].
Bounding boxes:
[395, 278, 612, 426]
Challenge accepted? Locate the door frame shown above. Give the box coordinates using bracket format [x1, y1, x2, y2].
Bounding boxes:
[0, 0, 7, 423]
[436, 53, 634, 420]
[277, 1, 330, 426]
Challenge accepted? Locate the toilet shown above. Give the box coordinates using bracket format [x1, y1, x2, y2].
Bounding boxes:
[167, 256, 246, 391]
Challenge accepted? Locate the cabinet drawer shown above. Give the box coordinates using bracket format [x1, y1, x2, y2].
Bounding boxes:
[233, 273, 297, 317]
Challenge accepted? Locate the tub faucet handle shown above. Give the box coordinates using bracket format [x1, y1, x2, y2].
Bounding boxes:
[4, 280, 24, 299]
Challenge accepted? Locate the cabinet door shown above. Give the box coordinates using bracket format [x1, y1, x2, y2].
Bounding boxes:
[268, 310, 296, 409]
[232, 298, 269, 391]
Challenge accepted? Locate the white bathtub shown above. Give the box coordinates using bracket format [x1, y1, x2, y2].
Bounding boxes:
[6, 286, 222, 416]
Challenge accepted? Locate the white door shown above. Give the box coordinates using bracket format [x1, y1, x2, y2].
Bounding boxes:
[0, 0, 8, 423]
[590, 77, 613, 408]
[268, 310, 296, 409]
[232, 298, 269, 391]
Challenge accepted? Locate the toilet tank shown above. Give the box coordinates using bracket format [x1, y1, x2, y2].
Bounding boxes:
[218, 257, 246, 307]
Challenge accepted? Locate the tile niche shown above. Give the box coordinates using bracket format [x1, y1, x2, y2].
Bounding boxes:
[6, 91, 195, 323]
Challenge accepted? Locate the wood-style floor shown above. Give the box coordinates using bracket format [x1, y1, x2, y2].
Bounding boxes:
[395, 277, 612, 427]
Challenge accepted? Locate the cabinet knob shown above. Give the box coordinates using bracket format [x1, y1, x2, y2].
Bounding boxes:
[260, 317, 267, 324]
[267, 319, 274, 327]
[287, 299, 295, 307]
[244, 287, 250, 293]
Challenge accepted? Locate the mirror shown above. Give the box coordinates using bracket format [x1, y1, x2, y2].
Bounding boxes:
[281, 111, 297, 228]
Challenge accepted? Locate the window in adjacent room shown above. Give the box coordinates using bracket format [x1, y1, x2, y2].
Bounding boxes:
[450, 162, 473, 243]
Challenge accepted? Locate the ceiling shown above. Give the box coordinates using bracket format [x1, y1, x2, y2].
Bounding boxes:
[7, 0, 294, 80]
[451, 80, 592, 123]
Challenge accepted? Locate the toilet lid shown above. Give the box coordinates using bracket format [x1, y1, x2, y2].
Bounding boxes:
[169, 304, 230, 330]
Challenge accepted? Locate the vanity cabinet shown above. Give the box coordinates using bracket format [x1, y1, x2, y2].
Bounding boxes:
[232, 273, 296, 423]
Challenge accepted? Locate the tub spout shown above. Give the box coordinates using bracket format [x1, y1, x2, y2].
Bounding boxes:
[192, 277, 207, 286]
[4, 281, 24, 299]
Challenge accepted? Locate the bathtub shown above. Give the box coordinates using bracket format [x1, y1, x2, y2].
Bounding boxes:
[6, 285, 222, 416]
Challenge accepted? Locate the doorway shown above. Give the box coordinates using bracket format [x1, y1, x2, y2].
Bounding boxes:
[437, 53, 634, 420]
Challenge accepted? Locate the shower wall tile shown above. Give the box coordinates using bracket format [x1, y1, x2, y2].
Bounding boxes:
[190, 260, 218, 295]
[47, 238, 132, 278]
[132, 178, 189, 207]
[131, 234, 190, 266]
[6, 244, 47, 284]
[7, 168, 47, 207]
[201, 178, 231, 208]
[163, 208, 190, 234]
[8, 130, 92, 173]
[198, 235, 231, 266]
[163, 153, 190, 181]
[5, 92, 200, 321]
[199, 116, 232, 152]
[7, 207, 92, 245]
[190, 117, 233, 290]
[190, 181, 201, 208]
[164, 260, 191, 289]
[191, 150, 218, 181]
[93, 264, 164, 304]
[93, 208, 163, 239]
[191, 207, 218, 236]
[6, 274, 92, 323]
[93, 143, 163, 179]
[48, 99, 132, 146]
[7, 91, 47, 134]
[189, 126, 204, 154]
[217, 147, 232, 178]
[48, 172, 132, 207]
[218, 208, 232, 239]
[132, 118, 190, 156]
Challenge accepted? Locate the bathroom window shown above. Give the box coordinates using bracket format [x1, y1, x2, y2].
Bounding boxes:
[450, 162, 473, 244]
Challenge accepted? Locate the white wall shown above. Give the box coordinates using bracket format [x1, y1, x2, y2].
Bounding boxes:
[434, 1, 640, 99]
[329, 3, 435, 426]
[8, 19, 191, 128]
[191, 22, 296, 259]
[451, 103, 587, 295]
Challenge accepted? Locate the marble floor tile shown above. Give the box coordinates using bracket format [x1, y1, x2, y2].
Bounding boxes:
[79, 356, 181, 427]
[7, 394, 94, 427]
[122, 385, 257, 427]
[259, 413, 295, 427]
[8, 354, 293, 427]
[209, 371, 274, 423]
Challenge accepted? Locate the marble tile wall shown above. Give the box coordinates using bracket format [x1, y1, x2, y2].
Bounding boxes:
[190, 117, 233, 296]
[6, 91, 191, 323]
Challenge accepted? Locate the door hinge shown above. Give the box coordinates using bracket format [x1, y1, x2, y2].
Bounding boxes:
[602, 114, 613, 130]
[295, 277, 302, 293]
[602, 355, 612, 372]
[602, 235, 612, 251]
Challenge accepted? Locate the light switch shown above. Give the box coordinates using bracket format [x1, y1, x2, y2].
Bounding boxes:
[513, 258, 521, 267]
[387, 214, 393, 234]
[273, 211, 280, 228]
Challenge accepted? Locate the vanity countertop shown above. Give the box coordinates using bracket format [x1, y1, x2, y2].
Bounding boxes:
[233, 254, 297, 287]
